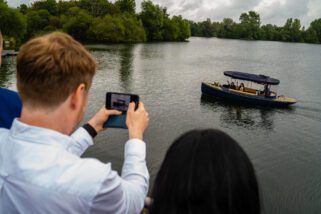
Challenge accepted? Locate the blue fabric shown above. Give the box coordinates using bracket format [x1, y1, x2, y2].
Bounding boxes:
[0, 88, 22, 129]
[224, 71, 280, 85]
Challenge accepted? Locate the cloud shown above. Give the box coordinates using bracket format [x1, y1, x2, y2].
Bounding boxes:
[7, 0, 33, 7]
[255, 0, 310, 26]
[143, 0, 318, 27]
[7, 0, 321, 27]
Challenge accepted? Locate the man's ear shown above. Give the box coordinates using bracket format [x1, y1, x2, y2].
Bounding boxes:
[70, 83, 86, 110]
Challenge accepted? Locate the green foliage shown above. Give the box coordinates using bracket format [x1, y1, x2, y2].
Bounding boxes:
[260, 24, 277, 40]
[163, 18, 180, 40]
[88, 15, 125, 42]
[3, 0, 321, 45]
[57, 0, 79, 15]
[32, 0, 58, 15]
[140, 0, 189, 41]
[0, 1, 27, 44]
[62, 7, 93, 41]
[190, 11, 321, 44]
[218, 18, 237, 38]
[115, 0, 136, 14]
[163, 16, 190, 41]
[172, 16, 190, 41]
[140, 0, 164, 41]
[239, 11, 261, 39]
[79, 0, 117, 17]
[282, 18, 302, 42]
[26, 9, 51, 37]
[200, 19, 216, 37]
[310, 19, 321, 43]
[18, 4, 28, 14]
[1, 0, 189, 44]
[88, 14, 146, 42]
[302, 27, 318, 43]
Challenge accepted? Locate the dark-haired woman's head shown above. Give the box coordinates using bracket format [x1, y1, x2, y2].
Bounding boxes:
[150, 129, 260, 214]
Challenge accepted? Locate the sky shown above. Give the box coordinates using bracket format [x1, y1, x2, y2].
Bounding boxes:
[7, 0, 321, 27]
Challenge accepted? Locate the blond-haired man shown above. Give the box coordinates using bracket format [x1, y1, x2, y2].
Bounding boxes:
[0, 32, 149, 213]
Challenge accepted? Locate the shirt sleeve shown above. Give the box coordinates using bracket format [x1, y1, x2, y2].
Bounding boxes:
[68, 127, 94, 156]
[90, 139, 149, 214]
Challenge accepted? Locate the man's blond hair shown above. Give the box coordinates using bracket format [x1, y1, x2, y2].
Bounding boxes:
[17, 32, 96, 108]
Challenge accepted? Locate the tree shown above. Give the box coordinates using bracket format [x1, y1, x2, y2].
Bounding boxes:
[115, 0, 135, 14]
[218, 18, 237, 38]
[173, 16, 190, 40]
[26, 9, 51, 38]
[63, 7, 93, 41]
[162, 15, 190, 41]
[31, 0, 58, 15]
[239, 11, 261, 39]
[88, 15, 125, 42]
[309, 18, 321, 43]
[291, 19, 302, 42]
[1, 0, 192, 44]
[200, 19, 216, 37]
[18, 4, 28, 14]
[88, 14, 146, 42]
[282, 18, 303, 42]
[302, 27, 319, 43]
[140, 0, 164, 41]
[79, 0, 117, 17]
[162, 17, 179, 41]
[260, 24, 278, 40]
[0, 1, 27, 42]
[189, 21, 202, 36]
[121, 14, 146, 42]
[57, 0, 79, 15]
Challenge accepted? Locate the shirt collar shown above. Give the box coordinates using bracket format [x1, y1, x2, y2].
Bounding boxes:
[10, 118, 73, 149]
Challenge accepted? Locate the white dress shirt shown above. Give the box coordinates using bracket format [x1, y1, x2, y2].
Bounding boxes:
[0, 119, 149, 214]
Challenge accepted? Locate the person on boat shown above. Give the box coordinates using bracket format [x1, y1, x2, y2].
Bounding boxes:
[223, 80, 230, 88]
[0, 31, 22, 128]
[150, 129, 261, 214]
[238, 83, 245, 91]
[264, 84, 271, 97]
[230, 82, 236, 90]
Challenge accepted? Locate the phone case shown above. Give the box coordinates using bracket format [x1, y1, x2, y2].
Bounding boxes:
[103, 115, 127, 129]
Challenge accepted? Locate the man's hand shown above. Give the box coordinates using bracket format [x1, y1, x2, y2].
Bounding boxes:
[126, 102, 149, 140]
[88, 106, 122, 133]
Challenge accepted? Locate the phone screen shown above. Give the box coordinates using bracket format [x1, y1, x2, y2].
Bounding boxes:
[110, 94, 131, 111]
[106, 92, 139, 112]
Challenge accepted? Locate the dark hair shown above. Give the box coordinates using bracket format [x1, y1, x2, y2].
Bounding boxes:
[150, 129, 260, 214]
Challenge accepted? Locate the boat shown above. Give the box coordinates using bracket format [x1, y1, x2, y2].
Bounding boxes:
[201, 71, 297, 107]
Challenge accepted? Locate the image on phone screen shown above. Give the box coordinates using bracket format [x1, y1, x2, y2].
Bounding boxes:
[111, 94, 131, 112]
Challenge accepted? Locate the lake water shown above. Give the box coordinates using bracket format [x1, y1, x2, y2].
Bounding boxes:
[1, 37, 321, 213]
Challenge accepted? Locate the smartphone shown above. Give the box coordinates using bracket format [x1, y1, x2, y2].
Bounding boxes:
[104, 92, 139, 129]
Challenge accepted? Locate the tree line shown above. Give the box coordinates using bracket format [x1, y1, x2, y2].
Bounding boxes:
[190, 11, 321, 44]
[2, 1, 321, 47]
[0, 0, 191, 47]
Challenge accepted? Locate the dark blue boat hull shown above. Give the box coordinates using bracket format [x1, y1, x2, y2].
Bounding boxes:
[201, 83, 294, 107]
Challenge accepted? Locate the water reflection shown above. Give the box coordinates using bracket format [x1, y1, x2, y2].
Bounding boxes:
[200, 94, 276, 131]
[140, 43, 165, 60]
[87, 44, 135, 92]
[0, 60, 16, 88]
[119, 45, 134, 91]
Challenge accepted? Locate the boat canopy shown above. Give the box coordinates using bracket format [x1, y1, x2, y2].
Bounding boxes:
[224, 71, 280, 85]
